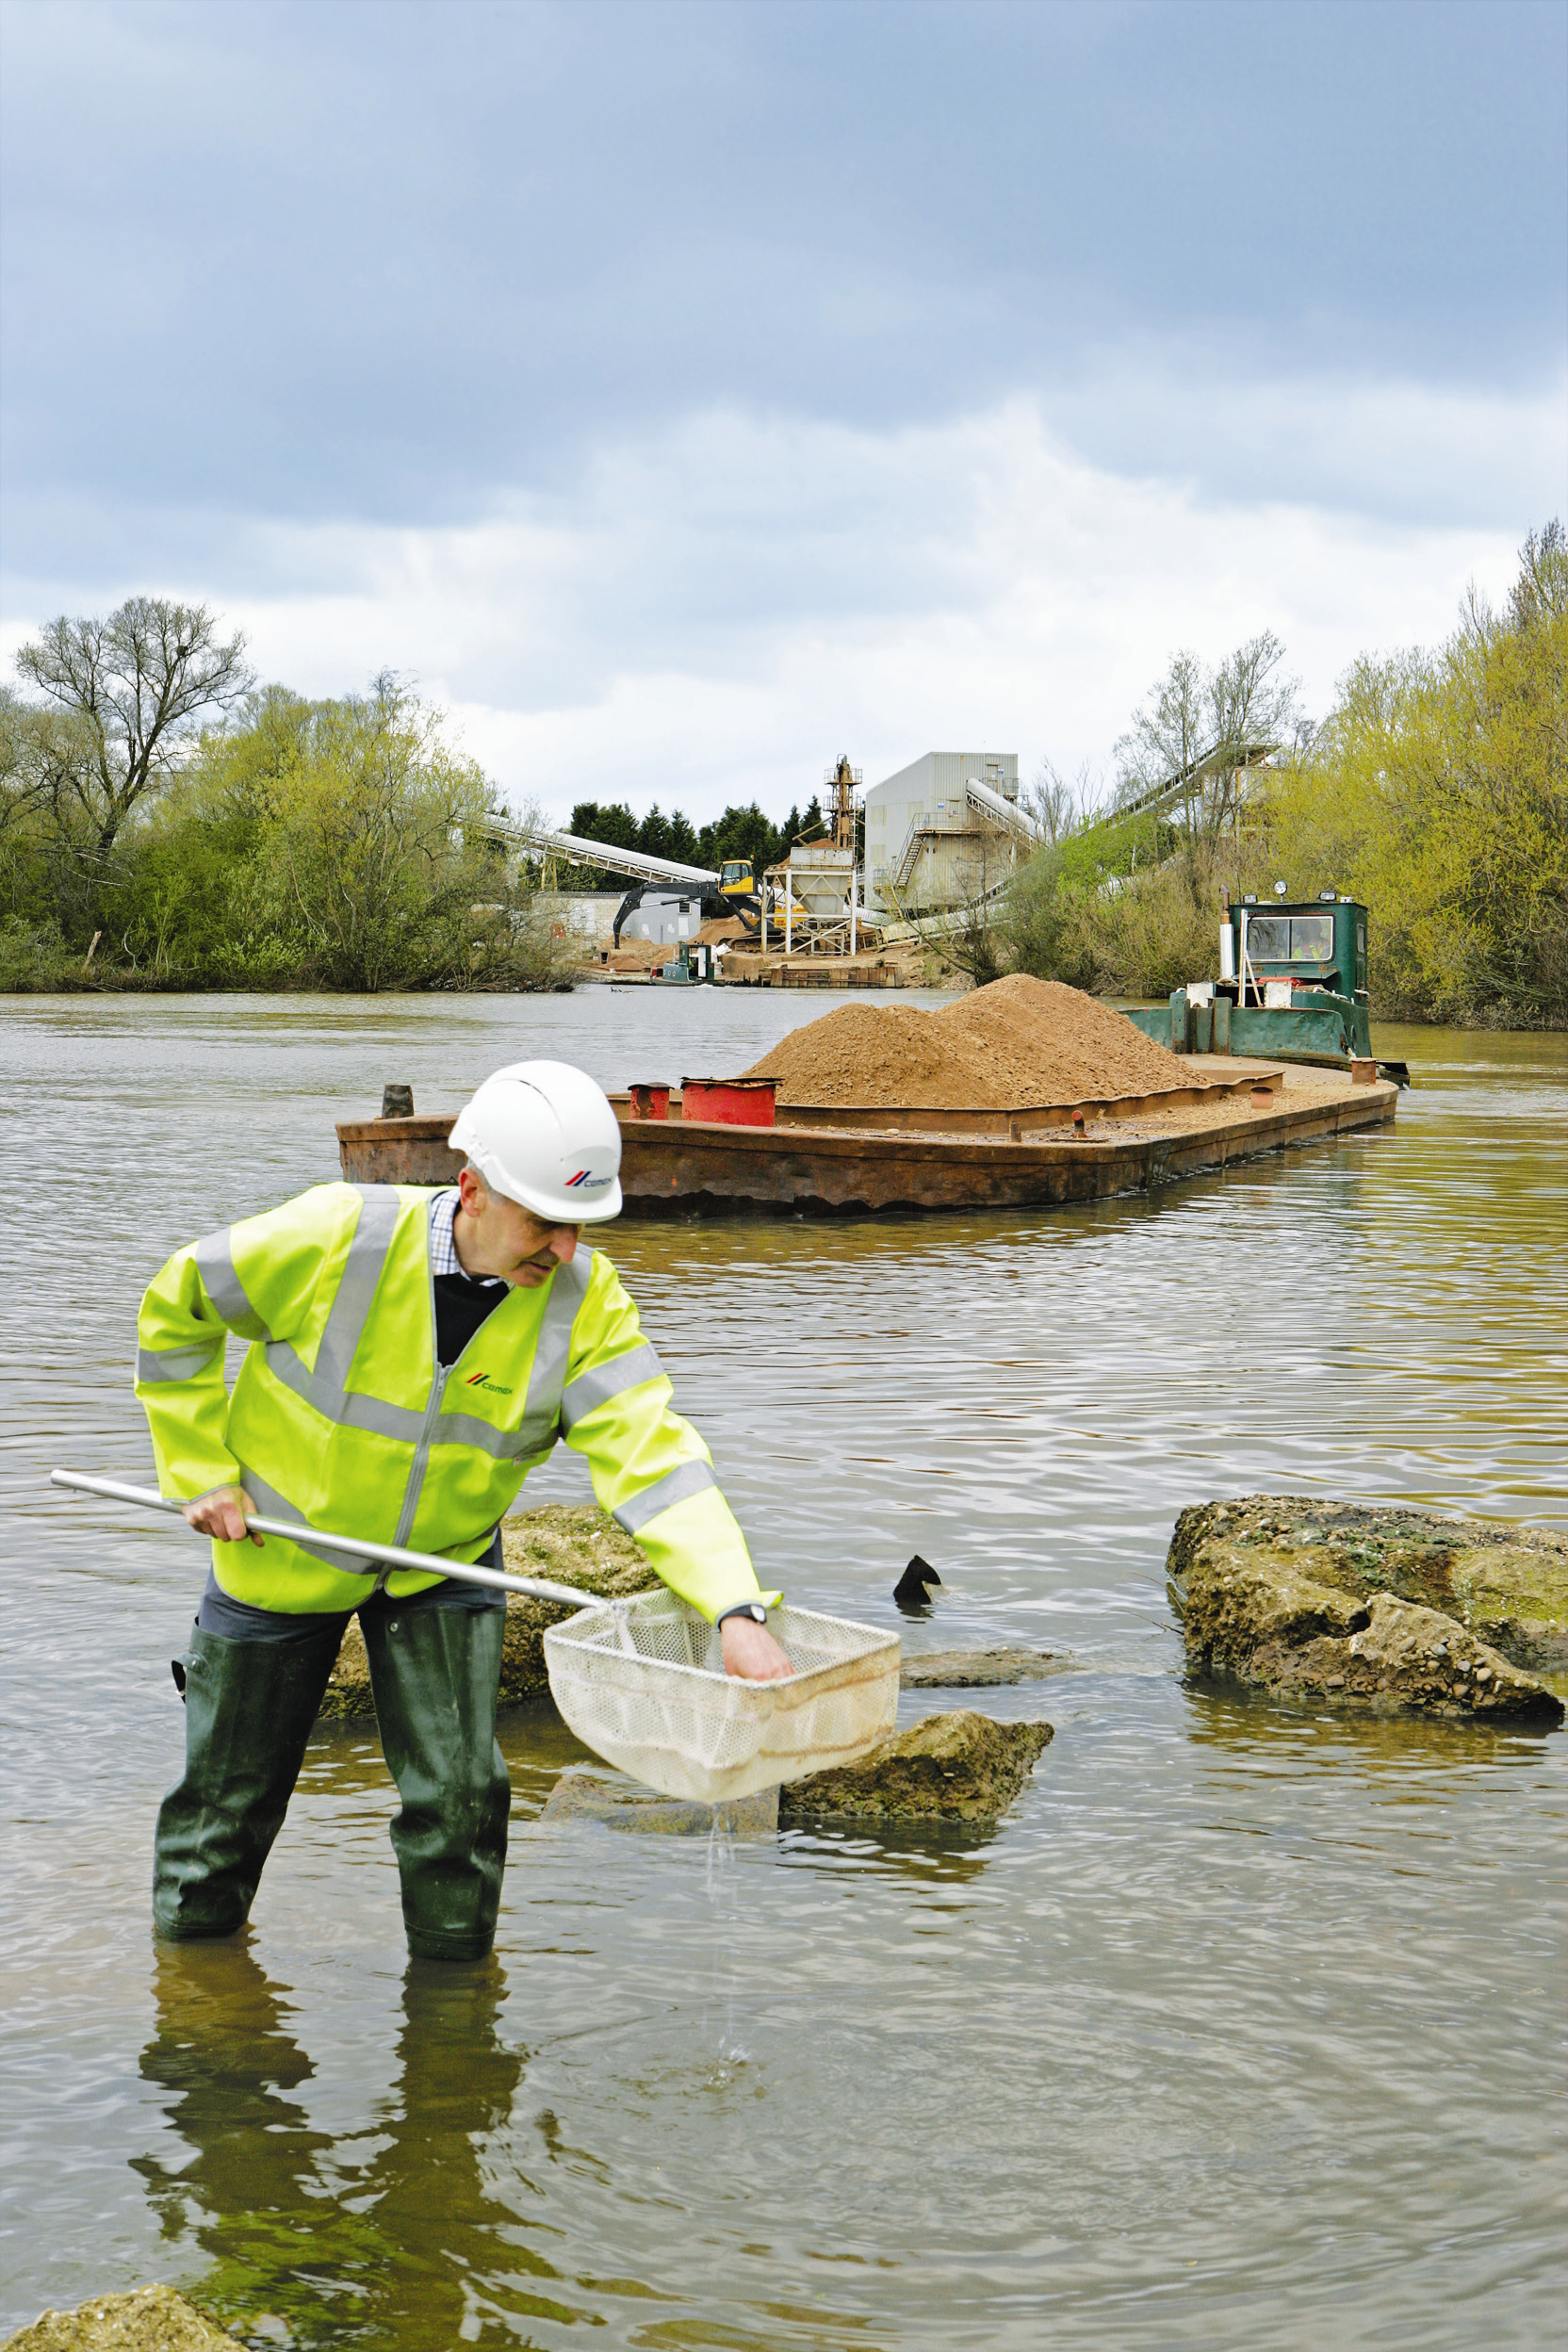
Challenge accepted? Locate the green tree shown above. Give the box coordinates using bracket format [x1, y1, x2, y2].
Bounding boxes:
[259, 676, 501, 991]
[560, 798, 647, 890]
[639, 804, 675, 863]
[1266, 522, 1567, 1023]
[665, 807, 700, 864]
[569, 800, 640, 851]
[12, 597, 251, 937]
[95, 693, 311, 985]
[696, 801, 788, 874]
[188, 682, 316, 821]
[1, 660, 580, 995]
[0, 688, 65, 898]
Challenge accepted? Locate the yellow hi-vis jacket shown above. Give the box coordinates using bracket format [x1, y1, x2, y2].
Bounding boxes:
[135, 1182, 778, 1620]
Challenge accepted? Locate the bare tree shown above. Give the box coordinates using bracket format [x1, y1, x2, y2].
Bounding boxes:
[1115, 632, 1299, 849]
[14, 597, 252, 870]
[1115, 649, 1208, 820]
[1507, 516, 1567, 632]
[0, 687, 47, 841]
[1202, 632, 1299, 843]
[1207, 631, 1298, 766]
[1021, 758, 1102, 846]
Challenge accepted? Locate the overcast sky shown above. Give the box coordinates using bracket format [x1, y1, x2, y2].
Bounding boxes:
[2, 0, 1564, 823]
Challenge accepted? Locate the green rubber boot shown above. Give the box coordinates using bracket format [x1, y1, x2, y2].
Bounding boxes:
[361, 1603, 510, 1962]
[153, 1622, 343, 1940]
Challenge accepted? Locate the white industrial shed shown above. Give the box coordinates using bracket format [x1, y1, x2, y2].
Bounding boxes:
[863, 751, 1020, 918]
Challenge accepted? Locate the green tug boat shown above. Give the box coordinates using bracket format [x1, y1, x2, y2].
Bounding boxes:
[1122, 890, 1410, 1086]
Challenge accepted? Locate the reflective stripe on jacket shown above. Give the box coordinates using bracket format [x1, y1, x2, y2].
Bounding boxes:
[135, 1182, 777, 1620]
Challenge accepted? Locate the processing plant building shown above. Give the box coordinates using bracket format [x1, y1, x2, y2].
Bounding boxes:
[863, 751, 1021, 919]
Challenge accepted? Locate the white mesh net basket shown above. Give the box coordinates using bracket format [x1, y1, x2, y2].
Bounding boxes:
[543, 1591, 902, 1805]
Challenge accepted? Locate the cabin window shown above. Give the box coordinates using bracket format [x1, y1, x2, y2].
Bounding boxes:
[1246, 913, 1334, 961]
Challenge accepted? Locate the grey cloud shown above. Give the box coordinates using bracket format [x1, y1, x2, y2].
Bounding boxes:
[2, 0, 1562, 571]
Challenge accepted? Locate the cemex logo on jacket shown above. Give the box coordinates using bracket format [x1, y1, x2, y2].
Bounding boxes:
[465, 1371, 514, 1396]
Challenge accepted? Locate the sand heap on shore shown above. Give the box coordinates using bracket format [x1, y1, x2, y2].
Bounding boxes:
[738, 975, 1193, 1109]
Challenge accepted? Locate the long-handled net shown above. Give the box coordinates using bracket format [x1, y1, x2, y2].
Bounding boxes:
[546, 1588, 899, 1805]
[51, 1471, 900, 1804]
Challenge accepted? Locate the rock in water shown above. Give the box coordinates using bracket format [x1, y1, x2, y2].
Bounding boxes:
[1168, 1496, 1566, 1723]
[540, 1774, 779, 1836]
[493, 1510, 660, 1700]
[779, 1709, 1053, 1821]
[316, 1505, 659, 1723]
[5, 2282, 247, 2349]
[899, 1647, 1077, 1687]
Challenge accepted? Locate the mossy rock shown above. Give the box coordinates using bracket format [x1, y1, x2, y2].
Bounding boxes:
[540, 1773, 780, 1836]
[315, 1505, 659, 1723]
[778, 1708, 1053, 1822]
[900, 1646, 1077, 1688]
[1168, 1496, 1566, 1723]
[4, 2283, 246, 2350]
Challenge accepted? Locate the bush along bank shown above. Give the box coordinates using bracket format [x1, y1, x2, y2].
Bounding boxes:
[1001, 525, 1567, 1028]
[1, 643, 579, 995]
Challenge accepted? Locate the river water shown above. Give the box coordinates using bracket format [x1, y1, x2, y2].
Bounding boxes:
[1, 990, 1563, 2350]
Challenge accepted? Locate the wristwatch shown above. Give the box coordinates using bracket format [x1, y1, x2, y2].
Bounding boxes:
[717, 1601, 769, 1625]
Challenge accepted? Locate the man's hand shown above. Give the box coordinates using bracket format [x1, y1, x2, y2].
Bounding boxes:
[720, 1615, 794, 1682]
[183, 1486, 262, 1546]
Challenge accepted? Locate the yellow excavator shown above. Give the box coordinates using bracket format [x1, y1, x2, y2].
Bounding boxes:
[486, 772, 864, 951]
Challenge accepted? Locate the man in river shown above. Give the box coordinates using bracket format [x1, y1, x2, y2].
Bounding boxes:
[136, 1059, 792, 1959]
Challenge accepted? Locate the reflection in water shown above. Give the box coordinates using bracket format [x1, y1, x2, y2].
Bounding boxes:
[134, 1928, 334, 2333]
[1182, 1680, 1560, 1774]
[134, 1942, 348, 2341]
[136, 1941, 543, 2347]
[782, 1821, 997, 1887]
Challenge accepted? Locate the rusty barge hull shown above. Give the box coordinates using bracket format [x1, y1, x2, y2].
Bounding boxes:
[607, 1086, 1396, 1216]
[337, 1082, 1397, 1218]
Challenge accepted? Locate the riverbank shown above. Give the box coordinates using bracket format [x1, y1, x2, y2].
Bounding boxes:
[8, 950, 1565, 1028]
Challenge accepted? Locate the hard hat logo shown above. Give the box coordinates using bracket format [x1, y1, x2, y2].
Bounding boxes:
[449, 1059, 624, 1225]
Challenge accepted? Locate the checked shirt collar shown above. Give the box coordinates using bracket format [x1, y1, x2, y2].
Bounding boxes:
[429, 1189, 506, 1287]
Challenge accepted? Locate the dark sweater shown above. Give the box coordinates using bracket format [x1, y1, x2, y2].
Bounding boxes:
[433, 1269, 508, 1367]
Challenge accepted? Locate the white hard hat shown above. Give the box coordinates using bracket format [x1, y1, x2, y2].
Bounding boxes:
[449, 1060, 623, 1223]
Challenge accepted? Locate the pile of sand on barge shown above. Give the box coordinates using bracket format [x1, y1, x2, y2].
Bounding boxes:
[738, 975, 1194, 1109]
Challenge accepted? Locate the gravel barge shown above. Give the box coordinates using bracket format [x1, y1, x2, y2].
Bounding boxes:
[337, 1059, 1396, 1217]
